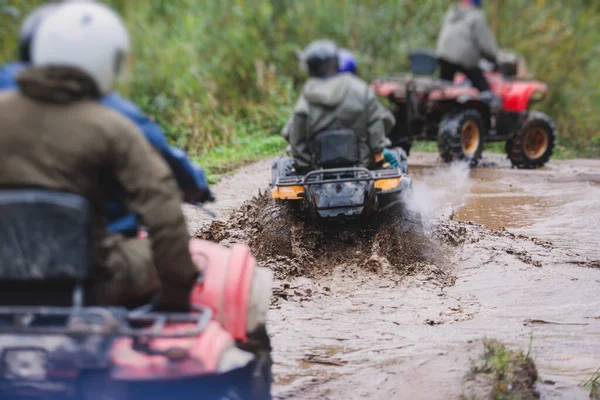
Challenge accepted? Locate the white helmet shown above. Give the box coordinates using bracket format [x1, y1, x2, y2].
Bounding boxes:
[31, 2, 130, 95]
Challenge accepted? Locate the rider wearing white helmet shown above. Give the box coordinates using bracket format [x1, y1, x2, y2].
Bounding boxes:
[0, 2, 199, 309]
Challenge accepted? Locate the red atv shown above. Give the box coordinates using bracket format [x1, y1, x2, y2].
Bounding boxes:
[0, 190, 272, 400]
[371, 50, 557, 168]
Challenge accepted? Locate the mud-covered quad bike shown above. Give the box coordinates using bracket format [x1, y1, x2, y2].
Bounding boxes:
[371, 50, 557, 168]
[271, 129, 414, 225]
[0, 189, 272, 400]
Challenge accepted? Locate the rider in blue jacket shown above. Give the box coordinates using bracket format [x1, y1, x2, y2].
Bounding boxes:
[2, 3, 213, 237]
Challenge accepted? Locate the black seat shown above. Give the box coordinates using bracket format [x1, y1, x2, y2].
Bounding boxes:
[0, 190, 92, 306]
[314, 129, 360, 169]
[409, 49, 438, 75]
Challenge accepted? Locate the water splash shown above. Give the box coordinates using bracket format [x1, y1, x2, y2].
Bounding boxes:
[405, 163, 472, 228]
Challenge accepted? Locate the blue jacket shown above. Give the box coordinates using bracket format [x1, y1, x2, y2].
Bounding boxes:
[0, 62, 211, 236]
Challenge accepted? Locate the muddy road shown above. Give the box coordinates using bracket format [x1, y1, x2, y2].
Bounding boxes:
[185, 153, 600, 399]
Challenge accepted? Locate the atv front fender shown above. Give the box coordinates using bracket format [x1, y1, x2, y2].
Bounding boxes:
[501, 81, 548, 112]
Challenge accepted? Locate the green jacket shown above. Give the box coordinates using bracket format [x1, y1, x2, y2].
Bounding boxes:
[436, 5, 499, 69]
[282, 73, 394, 169]
[0, 66, 198, 307]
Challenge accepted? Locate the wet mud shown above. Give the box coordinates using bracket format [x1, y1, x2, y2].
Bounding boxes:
[185, 152, 600, 399]
[199, 191, 447, 283]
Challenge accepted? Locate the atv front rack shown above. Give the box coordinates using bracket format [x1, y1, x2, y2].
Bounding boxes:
[0, 305, 212, 339]
[276, 167, 403, 187]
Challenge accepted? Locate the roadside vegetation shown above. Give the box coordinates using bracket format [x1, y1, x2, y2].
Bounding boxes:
[1, 0, 598, 173]
[463, 339, 538, 400]
[583, 367, 600, 399]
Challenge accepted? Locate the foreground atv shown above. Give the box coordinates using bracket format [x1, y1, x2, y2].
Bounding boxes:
[271, 129, 413, 221]
[372, 50, 557, 168]
[0, 190, 272, 400]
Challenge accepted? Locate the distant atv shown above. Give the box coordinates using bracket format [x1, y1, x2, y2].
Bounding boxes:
[271, 129, 412, 221]
[371, 50, 557, 169]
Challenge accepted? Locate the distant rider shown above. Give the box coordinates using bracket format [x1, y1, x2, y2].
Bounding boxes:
[0, 1, 213, 238]
[436, 0, 499, 93]
[282, 40, 396, 173]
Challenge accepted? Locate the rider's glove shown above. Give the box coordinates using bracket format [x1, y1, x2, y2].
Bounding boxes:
[375, 159, 393, 170]
[382, 149, 399, 168]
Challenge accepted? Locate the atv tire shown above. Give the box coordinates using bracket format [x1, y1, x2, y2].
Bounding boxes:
[438, 109, 485, 166]
[395, 137, 413, 157]
[506, 111, 556, 169]
[271, 156, 294, 188]
[378, 188, 424, 235]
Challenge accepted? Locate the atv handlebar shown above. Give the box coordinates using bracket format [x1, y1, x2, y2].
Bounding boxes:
[276, 167, 404, 187]
[0, 304, 213, 339]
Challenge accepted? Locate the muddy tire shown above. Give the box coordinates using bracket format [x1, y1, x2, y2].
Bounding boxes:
[379, 188, 424, 234]
[438, 109, 485, 166]
[394, 137, 413, 157]
[271, 156, 294, 188]
[506, 111, 556, 169]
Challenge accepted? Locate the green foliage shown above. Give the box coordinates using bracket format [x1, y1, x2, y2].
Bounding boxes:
[1, 0, 599, 158]
[582, 367, 600, 399]
[199, 133, 286, 183]
[467, 339, 538, 400]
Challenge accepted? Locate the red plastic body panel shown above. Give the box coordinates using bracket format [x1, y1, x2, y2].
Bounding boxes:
[371, 80, 404, 97]
[373, 72, 548, 114]
[455, 72, 548, 112]
[110, 321, 232, 380]
[189, 239, 255, 342]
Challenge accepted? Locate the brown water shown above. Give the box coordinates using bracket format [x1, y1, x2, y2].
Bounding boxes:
[186, 152, 600, 400]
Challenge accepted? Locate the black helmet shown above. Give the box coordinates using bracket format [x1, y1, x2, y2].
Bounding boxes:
[18, 4, 61, 63]
[301, 39, 339, 78]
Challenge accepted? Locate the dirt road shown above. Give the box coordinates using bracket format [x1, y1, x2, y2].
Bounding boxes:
[185, 153, 600, 399]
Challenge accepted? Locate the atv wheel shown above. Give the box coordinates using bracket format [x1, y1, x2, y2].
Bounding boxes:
[438, 109, 485, 166]
[395, 137, 413, 157]
[506, 111, 556, 169]
[271, 156, 295, 188]
[378, 188, 424, 234]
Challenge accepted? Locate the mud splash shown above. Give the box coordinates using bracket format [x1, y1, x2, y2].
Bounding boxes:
[198, 191, 451, 284]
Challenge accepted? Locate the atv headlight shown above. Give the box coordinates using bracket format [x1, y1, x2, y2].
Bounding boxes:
[374, 177, 402, 191]
[271, 186, 304, 200]
[530, 90, 546, 103]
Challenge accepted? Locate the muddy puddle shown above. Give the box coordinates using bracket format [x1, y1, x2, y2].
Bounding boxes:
[187, 152, 600, 399]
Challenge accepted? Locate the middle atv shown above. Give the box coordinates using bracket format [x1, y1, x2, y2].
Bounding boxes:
[271, 128, 412, 220]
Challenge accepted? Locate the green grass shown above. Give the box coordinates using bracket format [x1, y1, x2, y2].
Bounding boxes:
[583, 367, 600, 399]
[465, 338, 538, 400]
[198, 133, 286, 183]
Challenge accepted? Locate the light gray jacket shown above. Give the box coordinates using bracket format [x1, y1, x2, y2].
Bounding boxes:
[282, 73, 394, 169]
[436, 5, 499, 69]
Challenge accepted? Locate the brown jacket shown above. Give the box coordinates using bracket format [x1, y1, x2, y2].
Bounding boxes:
[282, 73, 395, 169]
[0, 67, 198, 307]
